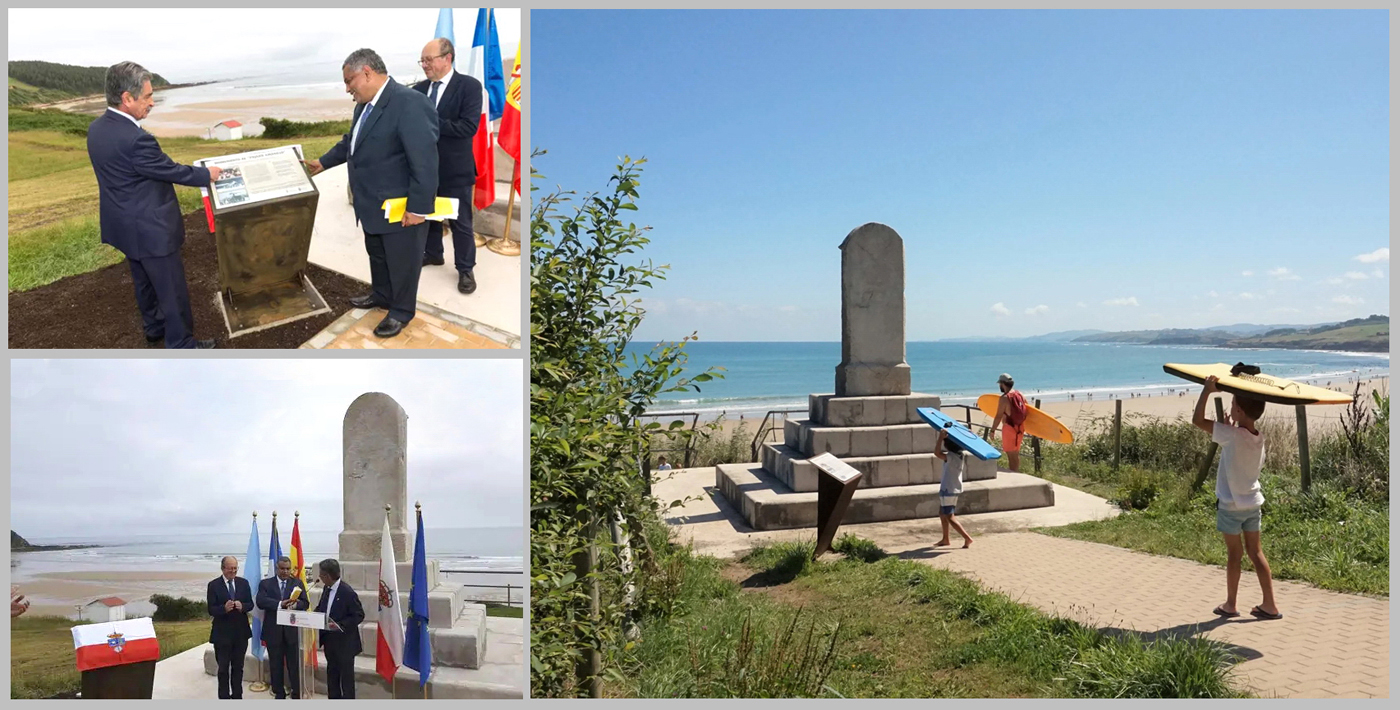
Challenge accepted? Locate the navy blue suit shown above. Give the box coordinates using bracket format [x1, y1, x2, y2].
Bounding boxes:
[207, 575, 255, 699]
[414, 71, 482, 273]
[313, 580, 365, 699]
[256, 576, 309, 698]
[87, 109, 212, 348]
[319, 79, 439, 323]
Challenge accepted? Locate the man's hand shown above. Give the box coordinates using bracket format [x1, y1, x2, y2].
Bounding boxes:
[303, 159, 323, 176]
[328, 620, 342, 632]
[281, 599, 294, 609]
[207, 166, 223, 181]
[1203, 375, 1220, 394]
[224, 599, 235, 612]
[11, 587, 29, 618]
[402, 212, 426, 226]
[233, 600, 243, 612]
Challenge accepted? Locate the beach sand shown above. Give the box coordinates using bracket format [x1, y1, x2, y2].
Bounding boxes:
[15, 571, 211, 619]
[695, 376, 1390, 443]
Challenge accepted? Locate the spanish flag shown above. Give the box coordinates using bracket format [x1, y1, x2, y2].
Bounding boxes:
[500, 45, 521, 196]
[289, 515, 316, 673]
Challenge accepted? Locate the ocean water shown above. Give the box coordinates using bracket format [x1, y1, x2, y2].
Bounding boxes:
[629, 341, 1390, 418]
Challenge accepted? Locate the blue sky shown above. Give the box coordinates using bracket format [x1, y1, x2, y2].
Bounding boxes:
[534, 10, 1388, 341]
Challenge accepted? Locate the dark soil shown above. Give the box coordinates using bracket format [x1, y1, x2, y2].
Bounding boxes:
[9, 211, 369, 349]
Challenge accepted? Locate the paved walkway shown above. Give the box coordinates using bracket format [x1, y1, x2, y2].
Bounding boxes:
[889, 533, 1388, 699]
[301, 305, 512, 350]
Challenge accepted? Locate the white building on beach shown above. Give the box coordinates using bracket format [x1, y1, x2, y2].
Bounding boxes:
[82, 597, 126, 622]
[211, 120, 243, 141]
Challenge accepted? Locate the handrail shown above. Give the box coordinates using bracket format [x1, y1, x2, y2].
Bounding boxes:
[751, 409, 808, 460]
[636, 412, 701, 468]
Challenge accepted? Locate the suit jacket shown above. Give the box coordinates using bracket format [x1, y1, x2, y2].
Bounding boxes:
[87, 109, 212, 260]
[412, 70, 482, 189]
[255, 576, 310, 644]
[314, 580, 365, 656]
[207, 575, 255, 644]
[319, 79, 439, 234]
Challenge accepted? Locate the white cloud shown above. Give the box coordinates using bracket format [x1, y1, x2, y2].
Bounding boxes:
[1333, 295, 1365, 305]
[1271, 307, 1302, 314]
[1267, 267, 1300, 281]
[1076, 302, 1087, 308]
[990, 302, 1011, 317]
[1354, 248, 1389, 263]
[1344, 271, 1369, 280]
[1208, 290, 1218, 298]
[1211, 303, 1226, 311]
[1103, 297, 1139, 307]
[1025, 305, 1049, 316]
[1238, 292, 1260, 300]
[1372, 269, 1384, 279]
[778, 305, 798, 312]
[1323, 278, 1344, 285]
[1241, 271, 1254, 277]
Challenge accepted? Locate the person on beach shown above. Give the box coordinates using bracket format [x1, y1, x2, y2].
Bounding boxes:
[1192, 375, 1282, 621]
[989, 373, 1029, 472]
[305, 49, 440, 339]
[413, 38, 483, 295]
[88, 61, 222, 349]
[932, 426, 973, 548]
[207, 556, 255, 699]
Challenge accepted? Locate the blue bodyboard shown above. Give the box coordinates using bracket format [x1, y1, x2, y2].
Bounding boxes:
[916, 407, 1001, 461]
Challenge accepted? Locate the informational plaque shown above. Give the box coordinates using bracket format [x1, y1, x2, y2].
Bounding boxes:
[276, 609, 326, 630]
[197, 145, 327, 338]
[810, 452, 864, 559]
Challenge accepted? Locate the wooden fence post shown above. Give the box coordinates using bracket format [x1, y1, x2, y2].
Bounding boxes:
[1296, 404, 1311, 494]
[1033, 398, 1042, 475]
[1112, 399, 1123, 472]
[1190, 397, 1227, 494]
[572, 516, 601, 697]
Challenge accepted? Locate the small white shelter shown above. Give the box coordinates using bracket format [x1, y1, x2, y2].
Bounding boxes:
[212, 120, 243, 141]
[83, 596, 127, 622]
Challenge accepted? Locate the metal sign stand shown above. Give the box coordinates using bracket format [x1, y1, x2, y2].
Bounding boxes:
[810, 452, 864, 559]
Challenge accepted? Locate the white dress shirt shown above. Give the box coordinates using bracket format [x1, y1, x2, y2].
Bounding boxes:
[107, 106, 141, 128]
[350, 79, 388, 156]
[428, 70, 452, 109]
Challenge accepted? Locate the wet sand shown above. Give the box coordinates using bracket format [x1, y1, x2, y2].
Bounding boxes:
[15, 571, 211, 618]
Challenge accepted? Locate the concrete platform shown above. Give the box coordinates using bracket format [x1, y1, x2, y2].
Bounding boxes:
[809, 392, 942, 427]
[762, 442, 997, 493]
[305, 164, 520, 340]
[656, 465, 1119, 560]
[717, 462, 1055, 531]
[784, 418, 944, 458]
[188, 617, 523, 699]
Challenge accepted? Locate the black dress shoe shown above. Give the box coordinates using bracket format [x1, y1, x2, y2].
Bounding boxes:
[374, 316, 407, 338]
[423, 255, 445, 266]
[458, 269, 477, 295]
[195, 339, 217, 349]
[145, 333, 164, 346]
[349, 293, 384, 309]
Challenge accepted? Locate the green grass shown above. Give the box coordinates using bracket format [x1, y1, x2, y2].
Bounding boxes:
[614, 537, 1246, 698]
[7, 121, 343, 291]
[11, 615, 210, 699]
[486, 605, 524, 619]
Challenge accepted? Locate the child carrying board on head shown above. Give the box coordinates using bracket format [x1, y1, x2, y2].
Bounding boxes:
[1192, 375, 1281, 621]
[932, 425, 973, 549]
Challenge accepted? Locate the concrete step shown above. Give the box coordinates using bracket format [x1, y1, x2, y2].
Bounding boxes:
[808, 392, 942, 427]
[716, 463, 1054, 531]
[784, 418, 944, 458]
[762, 443, 996, 493]
[341, 584, 465, 630]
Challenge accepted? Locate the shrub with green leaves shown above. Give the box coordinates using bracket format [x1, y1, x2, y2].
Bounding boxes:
[530, 152, 722, 697]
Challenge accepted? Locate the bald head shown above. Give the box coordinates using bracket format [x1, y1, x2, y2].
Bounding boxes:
[220, 556, 238, 580]
[420, 38, 454, 81]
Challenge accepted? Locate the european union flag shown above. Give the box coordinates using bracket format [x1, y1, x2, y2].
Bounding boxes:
[402, 507, 432, 687]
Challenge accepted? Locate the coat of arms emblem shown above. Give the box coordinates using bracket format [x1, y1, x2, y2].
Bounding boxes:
[106, 632, 126, 653]
[378, 580, 393, 608]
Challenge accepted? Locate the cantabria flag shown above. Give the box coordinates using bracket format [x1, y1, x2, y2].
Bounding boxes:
[375, 512, 405, 683]
[73, 617, 160, 671]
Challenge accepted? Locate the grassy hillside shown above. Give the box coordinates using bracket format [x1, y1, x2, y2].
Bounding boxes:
[11, 616, 208, 699]
[1073, 316, 1389, 352]
[8, 77, 74, 108]
[8, 60, 171, 107]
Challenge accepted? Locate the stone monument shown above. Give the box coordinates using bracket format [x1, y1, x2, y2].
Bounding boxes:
[717, 223, 1054, 530]
[203, 392, 522, 698]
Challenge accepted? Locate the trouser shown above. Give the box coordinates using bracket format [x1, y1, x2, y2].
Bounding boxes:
[324, 646, 357, 699]
[364, 224, 428, 323]
[268, 636, 301, 698]
[424, 185, 476, 272]
[213, 637, 249, 699]
[127, 251, 196, 348]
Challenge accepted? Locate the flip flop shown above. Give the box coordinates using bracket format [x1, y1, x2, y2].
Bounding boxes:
[1212, 605, 1240, 618]
[1250, 606, 1283, 620]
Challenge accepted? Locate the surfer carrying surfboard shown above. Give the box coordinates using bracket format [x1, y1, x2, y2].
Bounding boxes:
[931, 426, 973, 549]
[1191, 375, 1283, 621]
[990, 373, 1029, 472]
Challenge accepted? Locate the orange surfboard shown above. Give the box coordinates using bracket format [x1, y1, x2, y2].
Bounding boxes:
[977, 394, 1074, 444]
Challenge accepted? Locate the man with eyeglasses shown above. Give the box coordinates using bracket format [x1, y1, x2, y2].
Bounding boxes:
[304, 48, 440, 339]
[413, 38, 483, 295]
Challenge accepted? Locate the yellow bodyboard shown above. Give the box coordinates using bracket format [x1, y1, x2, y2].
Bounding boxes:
[1163, 363, 1352, 405]
[977, 394, 1074, 444]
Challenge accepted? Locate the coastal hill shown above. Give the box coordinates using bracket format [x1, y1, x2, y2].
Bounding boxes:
[11, 530, 98, 552]
[1072, 315, 1388, 352]
[9, 60, 171, 107]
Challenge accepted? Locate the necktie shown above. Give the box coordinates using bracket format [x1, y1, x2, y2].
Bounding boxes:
[352, 103, 374, 155]
[227, 579, 235, 601]
[429, 81, 441, 106]
[280, 579, 286, 599]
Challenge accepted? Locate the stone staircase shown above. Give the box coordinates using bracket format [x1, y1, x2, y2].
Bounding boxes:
[718, 392, 1054, 530]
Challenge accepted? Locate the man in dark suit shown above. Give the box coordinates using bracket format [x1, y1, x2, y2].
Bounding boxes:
[207, 556, 255, 699]
[255, 556, 310, 699]
[305, 49, 439, 338]
[313, 558, 365, 699]
[87, 61, 221, 349]
[413, 38, 482, 295]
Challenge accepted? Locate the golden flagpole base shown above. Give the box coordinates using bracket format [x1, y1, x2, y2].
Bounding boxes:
[486, 237, 520, 257]
[474, 233, 488, 247]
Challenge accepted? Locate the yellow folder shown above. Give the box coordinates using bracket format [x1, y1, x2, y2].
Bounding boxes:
[381, 197, 460, 223]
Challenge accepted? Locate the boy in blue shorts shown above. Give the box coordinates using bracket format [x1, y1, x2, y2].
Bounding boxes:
[932, 426, 973, 548]
[1192, 375, 1281, 620]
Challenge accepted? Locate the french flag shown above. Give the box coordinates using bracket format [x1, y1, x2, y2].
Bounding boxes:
[72, 618, 160, 672]
[466, 8, 505, 211]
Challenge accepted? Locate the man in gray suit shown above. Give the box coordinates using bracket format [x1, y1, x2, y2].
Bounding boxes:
[305, 49, 439, 338]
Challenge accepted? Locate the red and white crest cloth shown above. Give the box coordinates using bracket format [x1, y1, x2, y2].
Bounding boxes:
[72, 617, 159, 671]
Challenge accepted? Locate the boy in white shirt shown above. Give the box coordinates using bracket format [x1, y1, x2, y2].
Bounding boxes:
[931, 426, 973, 549]
[1192, 375, 1281, 620]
